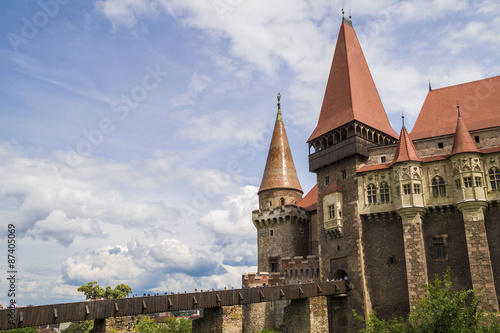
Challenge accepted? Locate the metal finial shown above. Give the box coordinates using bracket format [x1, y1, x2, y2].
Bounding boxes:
[349, 9, 352, 20]
[457, 101, 461, 118]
[428, 79, 432, 92]
[402, 111, 405, 128]
[277, 92, 281, 114]
[342, 8, 345, 18]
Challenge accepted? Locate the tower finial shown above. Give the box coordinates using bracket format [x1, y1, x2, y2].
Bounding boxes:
[277, 92, 281, 115]
[457, 101, 461, 118]
[349, 8, 352, 20]
[342, 8, 345, 18]
[428, 79, 432, 92]
[402, 111, 405, 128]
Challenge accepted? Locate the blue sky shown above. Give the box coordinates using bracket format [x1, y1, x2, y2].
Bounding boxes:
[0, 0, 499, 306]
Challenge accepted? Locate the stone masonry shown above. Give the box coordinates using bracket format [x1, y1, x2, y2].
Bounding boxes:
[399, 209, 429, 306]
[459, 202, 499, 312]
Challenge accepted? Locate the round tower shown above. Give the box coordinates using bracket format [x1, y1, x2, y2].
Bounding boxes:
[252, 94, 308, 274]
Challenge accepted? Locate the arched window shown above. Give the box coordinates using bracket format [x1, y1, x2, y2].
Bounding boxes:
[431, 176, 446, 197]
[489, 168, 500, 190]
[380, 182, 390, 203]
[280, 198, 285, 206]
[367, 184, 377, 204]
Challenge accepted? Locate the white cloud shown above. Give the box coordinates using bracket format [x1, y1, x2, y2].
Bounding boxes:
[28, 210, 107, 247]
[170, 71, 211, 107]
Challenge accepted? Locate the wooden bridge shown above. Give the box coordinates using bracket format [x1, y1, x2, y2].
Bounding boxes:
[0, 280, 348, 330]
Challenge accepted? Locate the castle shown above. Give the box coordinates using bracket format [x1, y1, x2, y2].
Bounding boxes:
[242, 16, 500, 332]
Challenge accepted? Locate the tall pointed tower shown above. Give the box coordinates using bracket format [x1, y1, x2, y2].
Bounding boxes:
[253, 94, 309, 273]
[309, 16, 398, 332]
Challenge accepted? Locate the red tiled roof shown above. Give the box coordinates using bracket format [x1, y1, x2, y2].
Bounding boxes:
[357, 163, 391, 173]
[322, 180, 342, 195]
[297, 184, 317, 211]
[411, 75, 500, 141]
[259, 102, 302, 194]
[391, 126, 422, 164]
[451, 113, 480, 155]
[308, 18, 398, 143]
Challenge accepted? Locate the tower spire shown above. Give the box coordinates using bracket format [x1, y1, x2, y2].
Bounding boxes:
[450, 103, 479, 155]
[259, 94, 302, 195]
[308, 17, 398, 143]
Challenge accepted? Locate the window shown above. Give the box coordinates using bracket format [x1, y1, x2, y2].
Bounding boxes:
[455, 179, 461, 190]
[432, 237, 447, 260]
[270, 257, 279, 272]
[280, 198, 285, 206]
[432, 176, 446, 197]
[367, 184, 377, 204]
[414, 184, 421, 194]
[438, 142, 444, 148]
[403, 184, 411, 195]
[270, 230, 274, 237]
[463, 177, 472, 188]
[328, 205, 335, 220]
[325, 176, 330, 186]
[380, 182, 390, 203]
[489, 168, 500, 190]
[475, 136, 480, 143]
[269, 201, 272, 207]
[342, 169, 347, 180]
[381, 156, 386, 163]
[475, 177, 482, 187]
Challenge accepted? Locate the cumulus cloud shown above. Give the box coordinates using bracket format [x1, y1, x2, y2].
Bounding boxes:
[28, 210, 107, 247]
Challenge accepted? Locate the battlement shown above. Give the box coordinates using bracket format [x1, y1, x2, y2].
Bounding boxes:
[252, 205, 309, 228]
[242, 272, 284, 288]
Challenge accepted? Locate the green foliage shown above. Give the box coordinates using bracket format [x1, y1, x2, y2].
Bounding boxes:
[135, 316, 192, 333]
[61, 320, 94, 333]
[358, 269, 500, 333]
[1, 327, 37, 333]
[257, 328, 282, 333]
[77, 281, 132, 299]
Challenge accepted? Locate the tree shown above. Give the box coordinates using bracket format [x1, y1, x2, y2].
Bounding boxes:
[358, 269, 500, 333]
[77, 282, 132, 300]
[61, 320, 94, 333]
[0, 327, 37, 333]
[135, 316, 192, 333]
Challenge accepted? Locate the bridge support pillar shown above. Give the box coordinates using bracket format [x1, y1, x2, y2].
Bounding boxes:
[282, 296, 328, 333]
[192, 305, 242, 333]
[90, 319, 106, 333]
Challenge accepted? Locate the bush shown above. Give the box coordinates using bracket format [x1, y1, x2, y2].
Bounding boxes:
[359, 269, 499, 333]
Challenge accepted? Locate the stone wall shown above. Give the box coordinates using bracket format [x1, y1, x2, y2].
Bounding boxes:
[316, 154, 366, 332]
[485, 204, 500, 311]
[362, 214, 410, 319]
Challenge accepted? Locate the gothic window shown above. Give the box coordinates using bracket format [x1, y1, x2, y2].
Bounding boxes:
[489, 168, 500, 190]
[432, 176, 446, 197]
[367, 184, 377, 204]
[475, 177, 482, 187]
[380, 182, 390, 203]
[413, 184, 421, 194]
[463, 177, 472, 188]
[403, 184, 411, 195]
[325, 176, 330, 186]
[455, 179, 461, 190]
[328, 205, 335, 220]
[280, 198, 285, 206]
[342, 169, 347, 179]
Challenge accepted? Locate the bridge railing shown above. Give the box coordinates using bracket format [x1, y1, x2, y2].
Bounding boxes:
[0, 280, 348, 330]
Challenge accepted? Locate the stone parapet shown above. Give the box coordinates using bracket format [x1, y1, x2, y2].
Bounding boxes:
[252, 205, 309, 228]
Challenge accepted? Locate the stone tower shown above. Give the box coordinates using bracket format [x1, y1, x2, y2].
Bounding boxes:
[253, 93, 309, 273]
[306, 17, 399, 332]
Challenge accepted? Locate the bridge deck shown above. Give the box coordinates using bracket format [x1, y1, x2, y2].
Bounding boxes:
[0, 281, 348, 329]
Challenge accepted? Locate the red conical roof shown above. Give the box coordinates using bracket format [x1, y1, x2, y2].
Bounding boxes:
[258, 96, 302, 194]
[308, 18, 398, 143]
[391, 124, 422, 164]
[451, 110, 479, 155]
